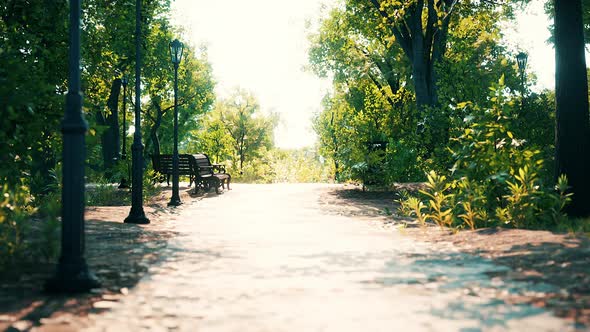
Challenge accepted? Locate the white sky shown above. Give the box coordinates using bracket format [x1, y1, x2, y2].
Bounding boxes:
[509, 0, 590, 91]
[170, 0, 333, 149]
[170, 0, 574, 149]
[505, 0, 554, 90]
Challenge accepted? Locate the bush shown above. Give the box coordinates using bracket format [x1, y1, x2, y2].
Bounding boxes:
[0, 182, 60, 269]
[0, 183, 35, 267]
[399, 77, 570, 230]
[86, 169, 162, 206]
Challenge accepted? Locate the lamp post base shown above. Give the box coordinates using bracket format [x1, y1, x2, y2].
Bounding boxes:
[124, 207, 150, 224]
[45, 262, 100, 293]
[167, 197, 182, 207]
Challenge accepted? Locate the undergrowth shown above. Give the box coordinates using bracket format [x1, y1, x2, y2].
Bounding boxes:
[398, 77, 571, 231]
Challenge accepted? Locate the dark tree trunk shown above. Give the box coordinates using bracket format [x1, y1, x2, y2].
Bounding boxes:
[554, 0, 590, 217]
[239, 145, 245, 174]
[369, 0, 453, 112]
[98, 78, 122, 171]
[149, 103, 163, 157]
[409, 0, 432, 110]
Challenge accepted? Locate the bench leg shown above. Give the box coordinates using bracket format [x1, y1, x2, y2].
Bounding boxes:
[198, 180, 207, 193]
[214, 178, 222, 194]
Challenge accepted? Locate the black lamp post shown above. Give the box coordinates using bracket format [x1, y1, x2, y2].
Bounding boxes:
[45, 0, 100, 293]
[516, 51, 528, 112]
[516, 51, 528, 92]
[124, 0, 150, 224]
[118, 75, 130, 189]
[168, 39, 184, 207]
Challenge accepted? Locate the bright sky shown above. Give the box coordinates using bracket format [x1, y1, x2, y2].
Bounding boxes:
[505, 0, 555, 90]
[170, 0, 573, 149]
[170, 0, 333, 149]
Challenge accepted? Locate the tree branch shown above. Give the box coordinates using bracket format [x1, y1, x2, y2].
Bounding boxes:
[369, 0, 413, 60]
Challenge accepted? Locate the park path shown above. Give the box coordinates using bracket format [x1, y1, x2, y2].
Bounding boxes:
[84, 184, 575, 332]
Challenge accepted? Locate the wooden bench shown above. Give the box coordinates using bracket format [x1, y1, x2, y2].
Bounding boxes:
[190, 153, 231, 194]
[151, 154, 196, 187]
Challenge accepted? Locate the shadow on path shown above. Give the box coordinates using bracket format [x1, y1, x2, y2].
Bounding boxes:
[320, 185, 590, 328]
[0, 219, 177, 330]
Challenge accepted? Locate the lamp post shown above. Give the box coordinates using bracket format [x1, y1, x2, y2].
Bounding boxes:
[45, 0, 100, 293]
[118, 75, 130, 189]
[516, 51, 528, 112]
[124, 0, 150, 224]
[168, 39, 184, 207]
[516, 51, 528, 93]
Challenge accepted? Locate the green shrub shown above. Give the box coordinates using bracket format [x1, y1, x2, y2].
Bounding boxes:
[0, 183, 36, 267]
[86, 181, 125, 206]
[143, 169, 162, 201]
[31, 191, 61, 261]
[397, 190, 427, 227]
[87, 169, 162, 206]
[399, 77, 569, 230]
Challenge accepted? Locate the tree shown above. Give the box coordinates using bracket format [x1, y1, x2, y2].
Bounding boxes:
[0, 0, 68, 193]
[215, 90, 277, 174]
[187, 113, 233, 164]
[144, 45, 215, 158]
[82, 0, 137, 173]
[545, 0, 590, 46]
[554, 0, 590, 217]
[309, 1, 525, 182]
[363, 0, 459, 110]
[310, 1, 522, 157]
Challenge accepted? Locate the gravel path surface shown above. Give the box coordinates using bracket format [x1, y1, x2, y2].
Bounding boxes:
[80, 183, 576, 332]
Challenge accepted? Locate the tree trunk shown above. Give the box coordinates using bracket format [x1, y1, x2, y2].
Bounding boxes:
[149, 103, 163, 157]
[99, 79, 122, 171]
[239, 144, 245, 174]
[554, 0, 590, 217]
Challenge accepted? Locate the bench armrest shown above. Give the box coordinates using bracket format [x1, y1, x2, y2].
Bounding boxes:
[211, 164, 226, 173]
[198, 165, 226, 173]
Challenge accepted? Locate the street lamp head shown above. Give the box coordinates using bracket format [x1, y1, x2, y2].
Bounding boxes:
[516, 51, 528, 75]
[169, 39, 184, 65]
[121, 74, 128, 86]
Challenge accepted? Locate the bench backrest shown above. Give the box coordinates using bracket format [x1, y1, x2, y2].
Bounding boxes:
[191, 153, 214, 177]
[152, 154, 194, 175]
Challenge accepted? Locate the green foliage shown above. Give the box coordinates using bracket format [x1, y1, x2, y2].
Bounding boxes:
[420, 171, 455, 229]
[308, 1, 531, 188]
[144, 43, 216, 158]
[266, 148, 333, 183]
[190, 89, 278, 179]
[213, 147, 332, 184]
[398, 190, 427, 227]
[0, 183, 35, 267]
[86, 181, 128, 206]
[0, 178, 64, 271]
[0, 1, 67, 189]
[186, 111, 234, 164]
[31, 191, 61, 262]
[399, 79, 569, 230]
[313, 86, 422, 187]
[143, 169, 162, 202]
[86, 169, 161, 206]
[234, 150, 274, 184]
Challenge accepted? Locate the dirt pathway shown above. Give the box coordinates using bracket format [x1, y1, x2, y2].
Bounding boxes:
[76, 184, 576, 332]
